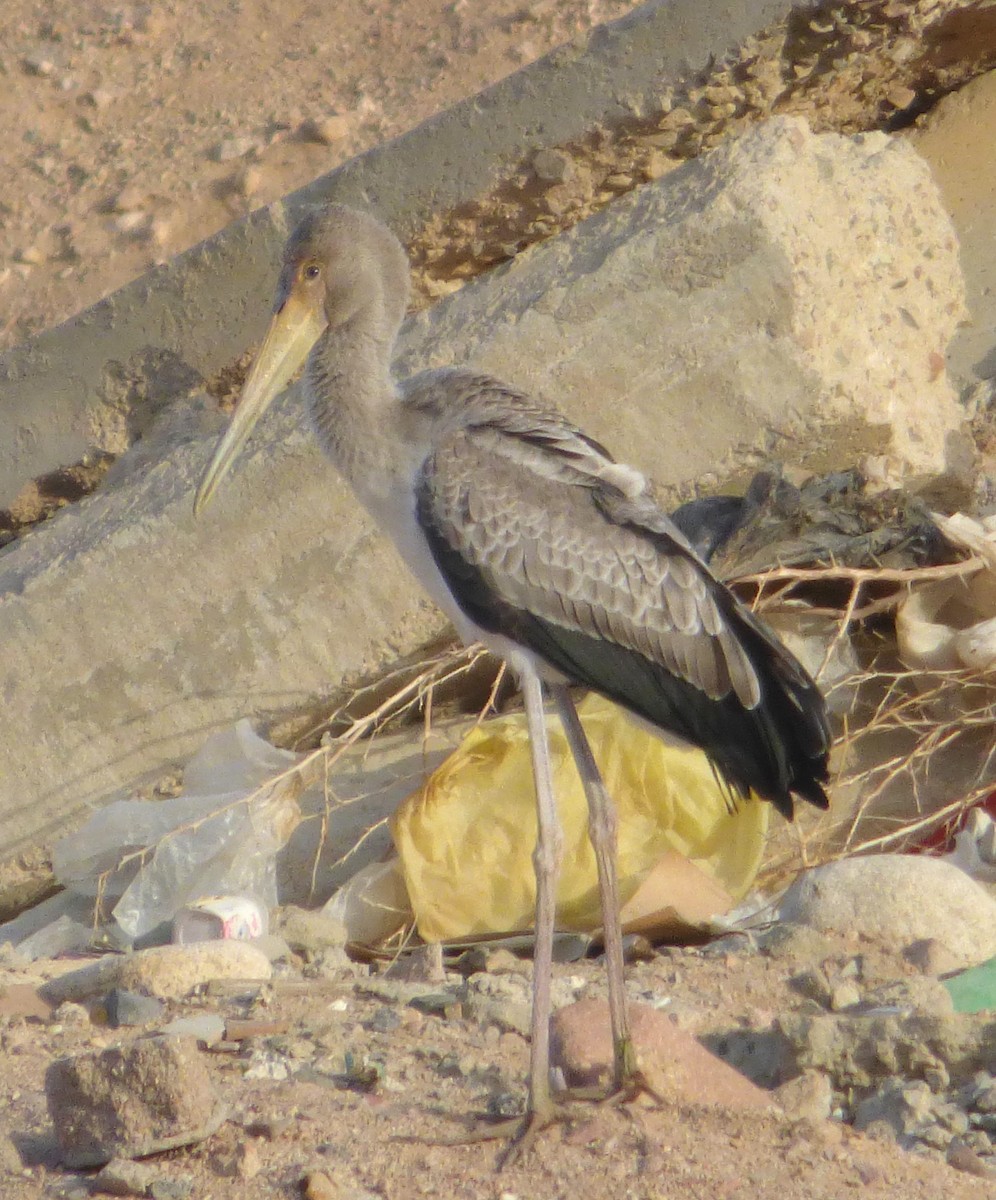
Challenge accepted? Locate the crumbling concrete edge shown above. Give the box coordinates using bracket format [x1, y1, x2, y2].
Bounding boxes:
[0, 0, 795, 508]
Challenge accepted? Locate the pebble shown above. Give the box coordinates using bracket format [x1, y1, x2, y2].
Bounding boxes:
[903, 937, 963, 977]
[275, 906, 348, 957]
[970, 1076, 996, 1112]
[367, 1006, 401, 1034]
[382, 942, 444, 982]
[213, 136, 257, 162]
[106, 988, 165, 1027]
[302, 1172, 337, 1200]
[93, 1157, 158, 1196]
[298, 115, 349, 144]
[860, 976, 954, 1017]
[46, 1035, 228, 1168]
[52, 1000, 91, 1026]
[22, 52, 56, 77]
[948, 1140, 996, 1178]
[81, 88, 116, 109]
[112, 211, 148, 235]
[829, 981, 861, 1010]
[150, 1178, 194, 1200]
[245, 1114, 292, 1140]
[15, 245, 46, 266]
[532, 148, 574, 184]
[211, 1139, 261, 1179]
[229, 164, 262, 199]
[774, 1069, 833, 1121]
[162, 1013, 226, 1045]
[108, 184, 146, 212]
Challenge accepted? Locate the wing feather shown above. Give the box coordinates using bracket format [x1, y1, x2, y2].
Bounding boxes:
[410, 385, 830, 815]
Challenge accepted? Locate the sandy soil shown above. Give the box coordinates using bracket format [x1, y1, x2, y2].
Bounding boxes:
[2, 930, 995, 1200]
[0, 0, 636, 351]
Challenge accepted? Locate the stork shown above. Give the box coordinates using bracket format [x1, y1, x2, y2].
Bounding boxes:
[195, 203, 831, 1144]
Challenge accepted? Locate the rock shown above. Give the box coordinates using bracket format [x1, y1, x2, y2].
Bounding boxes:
[52, 941, 271, 1003]
[861, 977, 955, 1018]
[274, 906, 348, 957]
[93, 1157, 159, 1196]
[108, 185, 146, 213]
[51, 1000, 91, 1027]
[551, 999, 774, 1110]
[829, 981, 861, 1011]
[150, 1177, 195, 1200]
[758, 922, 835, 965]
[971, 1078, 996, 1113]
[778, 1009, 996, 1091]
[0, 1132, 22, 1173]
[854, 1078, 933, 1138]
[14, 243, 46, 266]
[244, 933, 291, 962]
[162, 1013, 226, 1045]
[46, 1035, 228, 1168]
[910, 70, 996, 395]
[303, 1172, 337, 1200]
[124, 941, 271, 998]
[778, 856, 996, 970]
[774, 1070, 833, 1121]
[382, 942, 445, 983]
[904, 938, 964, 977]
[229, 164, 262, 199]
[367, 1006, 402, 1034]
[790, 965, 832, 1007]
[213, 136, 256, 162]
[106, 988, 165, 1027]
[462, 972, 532, 1037]
[948, 1140, 996, 1179]
[22, 51, 56, 76]
[532, 148, 574, 183]
[298, 115, 349, 144]
[81, 87, 116, 109]
[211, 1138, 261, 1179]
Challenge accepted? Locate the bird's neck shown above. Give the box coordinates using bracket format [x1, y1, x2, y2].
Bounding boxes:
[305, 319, 404, 491]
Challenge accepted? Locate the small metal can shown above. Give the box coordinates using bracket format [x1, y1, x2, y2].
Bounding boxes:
[172, 895, 266, 944]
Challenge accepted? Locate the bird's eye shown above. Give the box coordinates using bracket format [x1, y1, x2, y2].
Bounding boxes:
[303, 263, 321, 280]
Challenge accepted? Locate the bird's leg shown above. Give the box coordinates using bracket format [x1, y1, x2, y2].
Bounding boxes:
[520, 664, 564, 1122]
[549, 686, 639, 1096]
[445, 665, 567, 1165]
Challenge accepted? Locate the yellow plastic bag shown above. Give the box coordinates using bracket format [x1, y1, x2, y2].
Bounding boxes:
[391, 694, 768, 942]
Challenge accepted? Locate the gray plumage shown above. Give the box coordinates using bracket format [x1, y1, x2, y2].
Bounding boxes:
[195, 203, 831, 1132]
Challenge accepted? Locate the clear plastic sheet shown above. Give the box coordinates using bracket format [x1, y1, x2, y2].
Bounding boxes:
[53, 720, 302, 940]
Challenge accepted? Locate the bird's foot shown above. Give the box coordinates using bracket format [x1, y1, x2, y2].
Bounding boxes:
[431, 1070, 663, 1168]
[436, 1098, 585, 1169]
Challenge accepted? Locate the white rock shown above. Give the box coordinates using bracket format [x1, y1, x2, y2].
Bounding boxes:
[42, 940, 272, 1002]
[778, 854, 996, 969]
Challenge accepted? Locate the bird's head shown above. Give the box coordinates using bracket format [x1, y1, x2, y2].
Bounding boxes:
[194, 203, 410, 515]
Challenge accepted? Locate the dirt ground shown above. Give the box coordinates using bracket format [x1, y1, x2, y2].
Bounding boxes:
[3, 1, 996, 1197]
[3, 930, 995, 1200]
[0, 0, 636, 352]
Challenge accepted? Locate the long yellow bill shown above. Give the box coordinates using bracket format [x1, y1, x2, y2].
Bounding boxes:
[194, 290, 327, 515]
